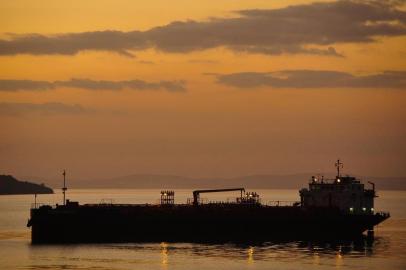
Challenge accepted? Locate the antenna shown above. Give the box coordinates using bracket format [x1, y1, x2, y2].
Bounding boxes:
[62, 169, 67, 205]
[335, 159, 343, 178]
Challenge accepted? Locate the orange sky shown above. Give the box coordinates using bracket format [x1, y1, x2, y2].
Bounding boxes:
[0, 0, 405, 181]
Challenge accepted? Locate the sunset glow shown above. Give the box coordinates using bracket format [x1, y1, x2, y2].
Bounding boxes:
[1, 0, 405, 181]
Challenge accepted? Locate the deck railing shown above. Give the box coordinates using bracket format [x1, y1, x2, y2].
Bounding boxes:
[31, 203, 55, 209]
[376, 211, 390, 218]
[265, 201, 300, 207]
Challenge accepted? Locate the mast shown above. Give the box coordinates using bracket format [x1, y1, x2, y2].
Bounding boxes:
[335, 159, 343, 178]
[62, 169, 67, 205]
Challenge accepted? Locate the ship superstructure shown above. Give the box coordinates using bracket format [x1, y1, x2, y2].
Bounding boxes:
[300, 160, 376, 214]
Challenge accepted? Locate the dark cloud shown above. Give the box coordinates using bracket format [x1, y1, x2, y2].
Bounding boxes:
[0, 78, 186, 92]
[0, 80, 54, 91]
[0, 31, 146, 57]
[214, 70, 406, 89]
[0, 1, 405, 57]
[0, 102, 87, 116]
[231, 46, 344, 57]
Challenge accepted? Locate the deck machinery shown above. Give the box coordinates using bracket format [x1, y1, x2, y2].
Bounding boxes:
[27, 161, 389, 244]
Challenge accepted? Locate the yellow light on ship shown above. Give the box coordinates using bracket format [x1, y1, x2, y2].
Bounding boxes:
[371, 208, 374, 212]
[337, 179, 341, 183]
[349, 207, 353, 211]
[362, 207, 366, 211]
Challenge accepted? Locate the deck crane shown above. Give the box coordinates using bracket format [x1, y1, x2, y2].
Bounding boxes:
[192, 188, 245, 205]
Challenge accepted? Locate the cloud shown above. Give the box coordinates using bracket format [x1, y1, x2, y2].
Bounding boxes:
[0, 80, 54, 91]
[138, 60, 155, 65]
[0, 78, 186, 92]
[0, 31, 146, 57]
[0, 102, 88, 116]
[188, 59, 219, 64]
[213, 70, 406, 89]
[0, 1, 405, 57]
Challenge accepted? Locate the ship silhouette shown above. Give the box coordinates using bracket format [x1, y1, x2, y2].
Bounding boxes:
[27, 160, 389, 244]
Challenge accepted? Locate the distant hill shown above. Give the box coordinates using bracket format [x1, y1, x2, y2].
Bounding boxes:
[25, 173, 406, 190]
[0, 175, 53, 195]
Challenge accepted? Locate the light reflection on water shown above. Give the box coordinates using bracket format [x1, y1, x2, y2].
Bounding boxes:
[247, 246, 254, 263]
[0, 229, 404, 270]
[161, 242, 169, 268]
[0, 189, 405, 269]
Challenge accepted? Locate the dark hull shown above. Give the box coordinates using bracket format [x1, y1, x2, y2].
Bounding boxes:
[28, 204, 389, 244]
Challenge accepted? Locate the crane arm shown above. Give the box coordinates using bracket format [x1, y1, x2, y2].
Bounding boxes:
[192, 188, 245, 205]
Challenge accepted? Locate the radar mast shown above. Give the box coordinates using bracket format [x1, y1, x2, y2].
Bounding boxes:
[335, 159, 343, 178]
[62, 170, 67, 205]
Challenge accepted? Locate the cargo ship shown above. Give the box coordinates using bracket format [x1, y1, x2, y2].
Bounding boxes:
[27, 160, 389, 244]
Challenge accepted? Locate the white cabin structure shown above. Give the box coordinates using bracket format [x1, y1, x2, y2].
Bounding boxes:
[299, 160, 376, 214]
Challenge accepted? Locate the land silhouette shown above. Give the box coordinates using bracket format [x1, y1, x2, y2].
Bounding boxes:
[18, 173, 406, 190]
[0, 175, 53, 195]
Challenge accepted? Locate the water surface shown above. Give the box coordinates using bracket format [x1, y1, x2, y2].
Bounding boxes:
[0, 189, 405, 269]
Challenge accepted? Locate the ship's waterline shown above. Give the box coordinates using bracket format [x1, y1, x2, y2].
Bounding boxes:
[27, 168, 390, 243]
[0, 189, 405, 269]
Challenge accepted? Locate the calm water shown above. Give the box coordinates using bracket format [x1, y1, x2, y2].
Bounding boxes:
[0, 189, 405, 270]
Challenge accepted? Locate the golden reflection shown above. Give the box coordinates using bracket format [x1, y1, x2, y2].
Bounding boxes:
[247, 246, 254, 264]
[335, 246, 343, 268]
[160, 242, 168, 268]
[312, 252, 320, 266]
